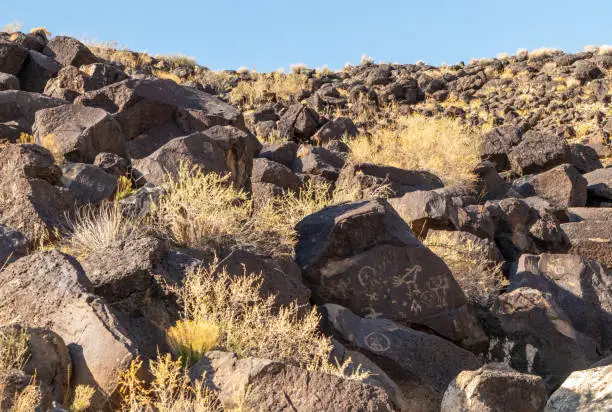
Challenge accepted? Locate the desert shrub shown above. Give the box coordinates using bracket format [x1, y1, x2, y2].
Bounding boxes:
[118, 354, 222, 412]
[167, 320, 220, 367]
[1, 21, 22, 33]
[63, 202, 146, 258]
[153, 69, 183, 84]
[87, 42, 153, 69]
[228, 72, 308, 107]
[114, 175, 135, 201]
[151, 165, 251, 252]
[347, 115, 483, 185]
[528, 47, 561, 59]
[424, 230, 507, 306]
[155, 53, 197, 68]
[16, 133, 34, 144]
[0, 327, 42, 412]
[70, 385, 96, 412]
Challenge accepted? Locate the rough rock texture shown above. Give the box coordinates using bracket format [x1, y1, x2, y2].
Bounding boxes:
[75, 78, 245, 149]
[487, 286, 601, 391]
[584, 167, 612, 202]
[133, 127, 258, 187]
[34, 104, 127, 163]
[0, 251, 138, 404]
[324, 304, 481, 412]
[510, 253, 612, 352]
[441, 363, 547, 412]
[388, 190, 458, 237]
[0, 41, 28, 75]
[0, 90, 66, 133]
[508, 131, 571, 175]
[0, 144, 74, 244]
[42, 36, 98, 67]
[512, 164, 588, 208]
[189, 351, 393, 411]
[296, 198, 486, 346]
[545, 363, 612, 411]
[80, 237, 179, 360]
[0, 72, 19, 91]
[60, 162, 118, 204]
[278, 103, 321, 142]
[18, 50, 62, 93]
[561, 220, 612, 268]
[0, 223, 28, 264]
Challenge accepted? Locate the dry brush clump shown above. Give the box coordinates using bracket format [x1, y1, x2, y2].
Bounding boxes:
[228, 72, 308, 107]
[347, 115, 484, 186]
[151, 163, 365, 257]
[0, 327, 41, 412]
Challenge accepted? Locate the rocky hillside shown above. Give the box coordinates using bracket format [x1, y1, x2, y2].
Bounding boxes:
[0, 29, 611, 411]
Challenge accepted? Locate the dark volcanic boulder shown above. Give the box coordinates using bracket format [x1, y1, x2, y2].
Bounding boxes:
[0, 41, 28, 75]
[510, 253, 612, 352]
[313, 117, 358, 144]
[292, 145, 345, 180]
[0, 223, 29, 264]
[508, 131, 571, 175]
[60, 162, 118, 204]
[0, 72, 19, 90]
[295, 198, 486, 346]
[512, 164, 588, 208]
[336, 162, 444, 198]
[324, 304, 481, 411]
[480, 125, 523, 171]
[258, 141, 298, 168]
[0, 90, 66, 133]
[133, 126, 259, 188]
[487, 286, 601, 391]
[388, 190, 458, 237]
[42, 36, 98, 67]
[75, 79, 245, 150]
[0, 251, 138, 403]
[80, 237, 179, 360]
[584, 167, 612, 202]
[17, 50, 62, 93]
[545, 362, 612, 411]
[561, 220, 612, 268]
[570, 143, 603, 173]
[80, 62, 129, 90]
[34, 104, 127, 163]
[189, 351, 393, 411]
[441, 363, 547, 412]
[278, 103, 321, 142]
[251, 157, 302, 208]
[0, 144, 74, 244]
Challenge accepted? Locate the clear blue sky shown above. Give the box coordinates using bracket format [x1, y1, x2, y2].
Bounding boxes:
[2, 0, 611, 72]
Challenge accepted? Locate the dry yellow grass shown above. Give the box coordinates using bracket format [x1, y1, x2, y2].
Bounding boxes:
[167, 320, 220, 367]
[16, 133, 34, 145]
[228, 72, 308, 107]
[114, 175, 135, 201]
[63, 202, 146, 258]
[155, 53, 197, 68]
[88, 43, 153, 69]
[347, 115, 483, 185]
[0, 327, 42, 412]
[153, 69, 183, 84]
[70, 385, 96, 412]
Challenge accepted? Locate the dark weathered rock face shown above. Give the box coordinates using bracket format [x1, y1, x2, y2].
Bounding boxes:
[508, 131, 571, 175]
[388, 190, 458, 237]
[0, 144, 74, 244]
[324, 304, 481, 412]
[278, 103, 321, 142]
[0, 223, 28, 264]
[42, 36, 98, 67]
[18, 50, 62, 93]
[296, 198, 485, 346]
[561, 220, 612, 268]
[0, 41, 29, 75]
[510, 253, 612, 354]
[0, 90, 66, 133]
[0, 251, 138, 403]
[133, 127, 258, 187]
[441, 363, 547, 412]
[189, 351, 393, 411]
[60, 162, 117, 204]
[34, 104, 127, 163]
[512, 164, 588, 208]
[75, 78, 246, 147]
[584, 167, 612, 202]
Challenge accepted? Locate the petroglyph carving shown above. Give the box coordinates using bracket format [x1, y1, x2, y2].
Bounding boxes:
[357, 265, 378, 287]
[364, 332, 391, 352]
[392, 264, 422, 288]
